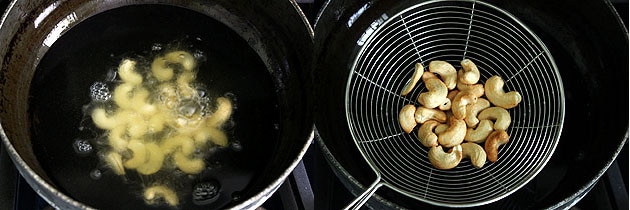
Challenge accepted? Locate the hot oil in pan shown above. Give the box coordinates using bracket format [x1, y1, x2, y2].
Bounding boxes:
[29, 4, 280, 209]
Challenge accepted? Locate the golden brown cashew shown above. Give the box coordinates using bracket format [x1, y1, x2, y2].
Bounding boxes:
[417, 120, 440, 147]
[401, 63, 424, 96]
[421, 71, 439, 81]
[477, 107, 511, 130]
[464, 98, 491, 128]
[414, 107, 447, 124]
[456, 82, 484, 98]
[485, 130, 510, 162]
[435, 124, 449, 134]
[461, 142, 486, 168]
[428, 145, 462, 170]
[417, 78, 448, 109]
[437, 117, 466, 147]
[452, 91, 477, 120]
[428, 61, 457, 90]
[438, 98, 451, 111]
[399, 104, 417, 134]
[464, 120, 494, 143]
[459, 59, 480, 84]
[485, 75, 522, 109]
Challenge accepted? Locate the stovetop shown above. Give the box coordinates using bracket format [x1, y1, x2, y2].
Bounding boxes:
[0, 1, 627, 209]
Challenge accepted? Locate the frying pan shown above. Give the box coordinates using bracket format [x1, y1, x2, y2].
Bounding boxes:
[0, 0, 314, 209]
[314, 0, 627, 208]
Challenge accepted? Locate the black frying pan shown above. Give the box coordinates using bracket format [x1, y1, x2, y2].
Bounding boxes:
[0, 0, 314, 209]
[313, 0, 628, 208]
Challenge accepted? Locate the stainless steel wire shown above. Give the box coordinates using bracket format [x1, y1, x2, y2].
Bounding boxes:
[344, 0, 564, 208]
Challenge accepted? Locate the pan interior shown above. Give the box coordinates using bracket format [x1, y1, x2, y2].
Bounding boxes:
[345, 0, 564, 207]
[29, 4, 280, 209]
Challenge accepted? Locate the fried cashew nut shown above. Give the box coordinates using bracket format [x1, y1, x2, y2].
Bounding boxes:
[428, 60, 457, 90]
[461, 142, 486, 168]
[477, 107, 511, 130]
[459, 59, 480, 84]
[464, 120, 494, 143]
[399, 104, 417, 133]
[118, 59, 143, 85]
[417, 78, 448, 109]
[428, 145, 463, 170]
[401, 63, 424, 96]
[124, 139, 148, 169]
[417, 120, 440, 147]
[464, 98, 491, 128]
[173, 152, 205, 174]
[414, 107, 447, 124]
[137, 143, 165, 175]
[456, 82, 484, 98]
[207, 97, 233, 128]
[437, 117, 466, 147]
[485, 130, 510, 162]
[144, 185, 179, 206]
[485, 75, 522, 109]
[91, 108, 118, 130]
[451, 91, 477, 120]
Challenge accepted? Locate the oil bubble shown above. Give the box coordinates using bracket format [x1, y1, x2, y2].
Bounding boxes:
[90, 82, 111, 102]
[90, 169, 102, 180]
[73, 139, 93, 156]
[273, 123, 280, 130]
[231, 141, 242, 152]
[231, 191, 242, 201]
[192, 180, 220, 205]
[151, 43, 163, 51]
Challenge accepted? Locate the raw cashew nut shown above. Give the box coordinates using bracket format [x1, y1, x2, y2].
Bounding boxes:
[399, 104, 417, 134]
[464, 98, 491, 127]
[428, 61, 457, 90]
[437, 117, 466, 147]
[451, 91, 477, 120]
[485, 130, 510, 162]
[414, 107, 447, 124]
[144, 185, 179, 206]
[401, 63, 424, 96]
[459, 59, 480, 84]
[417, 120, 440, 147]
[477, 107, 511, 130]
[417, 78, 448, 108]
[461, 142, 486, 168]
[428, 145, 462, 170]
[464, 120, 494, 143]
[485, 75, 522, 109]
[456, 82, 484, 98]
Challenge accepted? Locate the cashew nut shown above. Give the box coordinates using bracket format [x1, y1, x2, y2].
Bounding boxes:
[446, 89, 459, 101]
[484, 130, 510, 162]
[464, 120, 494, 143]
[207, 97, 233, 128]
[136, 143, 165, 175]
[428, 145, 462, 170]
[477, 107, 511, 130]
[399, 104, 417, 134]
[144, 185, 179, 206]
[422, 71, 439, 81]
[108, 125, 129, 153]
[165, 51, 196, 71]
[464, 98, 491, 127]
[456, 82, 484, 98]
[459, 59, 480, 84]
[435, 123, 449, 134]
[194, 127, 228, 147]
[151, 57, 174, 82]
[451, 91, 477, 120]
[401, 63, 424, 96]
[124, 139, 148, 169]
[118, 59, 143, 85]
[461, 142, 486, 168]
[112, 83, 135, 109]
[91, 108, 118, 130]
[417, 78, 448, 109]
[437, 117, 466, 147]
[428, 60, 457, 90]
[414, 107, 447, 124]
[485, 75, 522, 109]
[173, 152, 205, 174]
[417, 120, 440, 147]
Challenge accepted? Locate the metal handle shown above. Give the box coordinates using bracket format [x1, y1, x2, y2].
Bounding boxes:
[343, 177, 383, 210]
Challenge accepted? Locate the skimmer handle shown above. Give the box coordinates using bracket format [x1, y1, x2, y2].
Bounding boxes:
[344, 177, 383, 210]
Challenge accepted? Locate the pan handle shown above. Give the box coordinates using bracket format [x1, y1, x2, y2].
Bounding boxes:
[343, 177, 384, 210]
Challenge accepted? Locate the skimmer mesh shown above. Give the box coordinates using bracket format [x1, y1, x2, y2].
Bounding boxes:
[345, 0, 564, 207]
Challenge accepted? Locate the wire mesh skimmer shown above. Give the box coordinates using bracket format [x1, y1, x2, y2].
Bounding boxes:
[344, 0, 565, 208]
